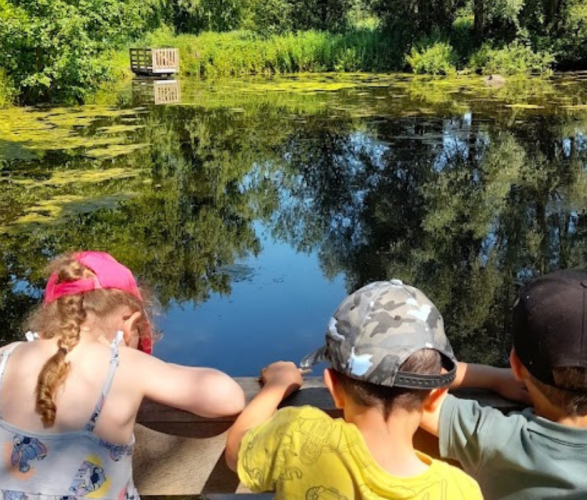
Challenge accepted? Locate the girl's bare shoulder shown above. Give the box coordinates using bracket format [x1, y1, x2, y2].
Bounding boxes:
[0, 341, 22, 354]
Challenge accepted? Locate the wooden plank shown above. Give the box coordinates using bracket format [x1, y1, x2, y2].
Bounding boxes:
[133, 378, 523, 495]
[137, 378, 520, 424]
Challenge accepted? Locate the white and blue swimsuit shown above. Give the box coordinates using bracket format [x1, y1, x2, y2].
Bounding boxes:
[0, 339, 139, 500]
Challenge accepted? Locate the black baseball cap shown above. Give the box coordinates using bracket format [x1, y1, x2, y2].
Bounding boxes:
[513, 269, 587, 387]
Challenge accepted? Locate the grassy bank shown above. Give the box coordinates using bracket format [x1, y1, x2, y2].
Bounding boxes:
[121, 29, 401, 78]
[115, 28, 554, 81]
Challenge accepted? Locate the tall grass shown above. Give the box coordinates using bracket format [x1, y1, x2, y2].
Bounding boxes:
[112, 27, 555, 81]
[139, 28, 400, 77]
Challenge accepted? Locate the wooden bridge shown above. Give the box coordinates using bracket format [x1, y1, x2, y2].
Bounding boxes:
[134, 377, 520, 498]
[130, 48, 179, 77]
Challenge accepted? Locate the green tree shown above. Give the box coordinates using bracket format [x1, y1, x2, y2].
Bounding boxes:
[172, 0, 250, 33]
[0, 0, 148, 103]
[288, 0, 353, 31]
[368, 0, 465, 37]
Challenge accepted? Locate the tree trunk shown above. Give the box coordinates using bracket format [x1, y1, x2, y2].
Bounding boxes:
[545, 0, 566, 32]
[474, 0, 484, 37]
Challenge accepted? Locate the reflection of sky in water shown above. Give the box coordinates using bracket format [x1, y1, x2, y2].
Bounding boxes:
[156, 222, 346, 375]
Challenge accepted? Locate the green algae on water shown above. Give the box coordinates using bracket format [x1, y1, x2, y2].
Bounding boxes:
[85, 144, 149, 159]
[10, 168, 140, 187]
[0, 106, 146, 162]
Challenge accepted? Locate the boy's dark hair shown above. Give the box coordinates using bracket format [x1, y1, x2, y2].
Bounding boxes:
[334, 349, 441, 420]
[529, 368, 587, 416]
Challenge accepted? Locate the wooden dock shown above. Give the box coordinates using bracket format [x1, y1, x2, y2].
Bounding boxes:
[133, 377, 522, 497]
[130, 48, 179, 76]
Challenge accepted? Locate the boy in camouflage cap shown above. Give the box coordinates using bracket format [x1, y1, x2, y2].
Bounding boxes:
[225, 280, 483, 499]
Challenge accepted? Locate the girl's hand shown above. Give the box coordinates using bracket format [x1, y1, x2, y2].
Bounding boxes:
[260, 361, 303, 398]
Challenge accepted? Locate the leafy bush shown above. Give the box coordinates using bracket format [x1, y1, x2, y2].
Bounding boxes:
[545, 1, 587, 69]
[0, 0, 146, 104]
[469, 42, 554, 75]
[407, 39, 457, 75]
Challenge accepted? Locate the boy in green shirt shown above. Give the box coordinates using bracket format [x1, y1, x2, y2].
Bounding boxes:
[421, 269, 587, 499]
[226, 280, 483, 499]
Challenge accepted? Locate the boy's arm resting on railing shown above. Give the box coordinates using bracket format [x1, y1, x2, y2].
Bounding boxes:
[420, 361, 531, 436]
[225, 362, 303, 471]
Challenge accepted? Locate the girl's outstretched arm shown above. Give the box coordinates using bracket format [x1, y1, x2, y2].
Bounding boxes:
[130, 350, 245, 418]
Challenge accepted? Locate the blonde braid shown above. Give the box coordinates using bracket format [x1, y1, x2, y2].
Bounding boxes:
[35, 260, 88, 427]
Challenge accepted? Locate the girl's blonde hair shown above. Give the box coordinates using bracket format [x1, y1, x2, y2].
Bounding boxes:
[25, 253, 154, 427]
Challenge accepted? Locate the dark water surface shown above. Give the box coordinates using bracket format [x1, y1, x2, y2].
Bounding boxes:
[2, 73, 587, 374]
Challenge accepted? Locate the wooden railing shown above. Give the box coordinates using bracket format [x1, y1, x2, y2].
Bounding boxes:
[134, 377, 522, 497]
[152, 48, 179, 73]
[130, 48, 179, 76]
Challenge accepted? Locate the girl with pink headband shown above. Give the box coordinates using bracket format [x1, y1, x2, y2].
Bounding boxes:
[0, 251, 245, 499]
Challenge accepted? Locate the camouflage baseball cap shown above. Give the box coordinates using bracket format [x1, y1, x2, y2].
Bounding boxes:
[300, 280, 457, 389]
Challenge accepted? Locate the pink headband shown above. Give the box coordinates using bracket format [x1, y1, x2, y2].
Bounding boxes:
[44, 251, 152, 354]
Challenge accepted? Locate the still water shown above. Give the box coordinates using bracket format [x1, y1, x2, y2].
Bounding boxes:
[2, 73, 587, 374]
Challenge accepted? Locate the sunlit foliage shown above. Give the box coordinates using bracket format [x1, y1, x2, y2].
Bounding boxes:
[0, 0, 150, 103]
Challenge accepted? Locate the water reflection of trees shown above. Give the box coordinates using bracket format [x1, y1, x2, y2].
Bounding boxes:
[0, 105, 287, 343]
[272, 112, 587, 364]
[2, 98, 587, 365]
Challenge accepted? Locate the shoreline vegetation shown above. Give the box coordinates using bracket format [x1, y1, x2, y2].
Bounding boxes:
[1, 0, 586, 106]
[112, 28, 555, 81]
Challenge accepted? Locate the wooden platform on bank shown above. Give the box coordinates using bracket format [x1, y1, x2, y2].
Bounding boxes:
[134, 377, 522, 496]
[130, 48, 179, 76]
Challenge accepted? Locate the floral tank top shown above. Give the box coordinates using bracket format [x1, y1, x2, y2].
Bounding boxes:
[0, 339, 139, 500]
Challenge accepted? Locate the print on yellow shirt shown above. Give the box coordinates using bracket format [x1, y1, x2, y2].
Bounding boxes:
[238, 406, 483, 500]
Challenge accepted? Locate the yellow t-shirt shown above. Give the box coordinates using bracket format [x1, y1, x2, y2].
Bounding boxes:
[238, 406, 483, 500]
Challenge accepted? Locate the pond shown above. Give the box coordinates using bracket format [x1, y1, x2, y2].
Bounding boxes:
[2, 73, 587, 375]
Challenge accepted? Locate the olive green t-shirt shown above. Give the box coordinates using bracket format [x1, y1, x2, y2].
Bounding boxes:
[439, 394, 587, 500]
